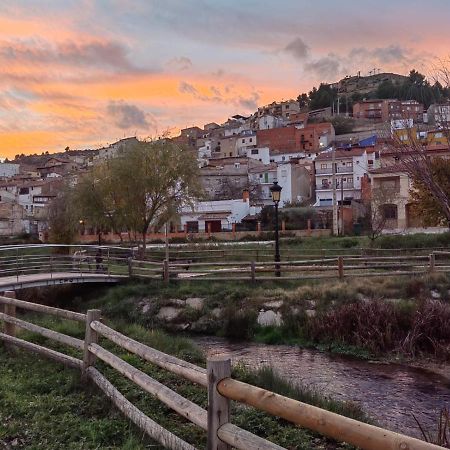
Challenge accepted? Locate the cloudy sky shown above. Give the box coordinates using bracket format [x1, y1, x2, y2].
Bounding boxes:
[0, 0, 449, 157]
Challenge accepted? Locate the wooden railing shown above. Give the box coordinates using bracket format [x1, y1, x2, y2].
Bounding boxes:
[0, 245, 449, 284]
[132, 251, 450, 282]
[0, 292, 445, 450]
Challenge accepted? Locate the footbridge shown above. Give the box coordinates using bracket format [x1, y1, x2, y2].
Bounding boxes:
[0, 244, 132, 291]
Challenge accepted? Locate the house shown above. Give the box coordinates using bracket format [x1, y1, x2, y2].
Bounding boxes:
[353, 99, 423, 122]
[257, 122, 334, 154]
[368, 166, 418, 230]
[248, 160, 313, 207]
[427, 103, 450, 127]
[0, 163, 20, 178]
[257, 114, 286, 130]
[199, 157, 262, 200]
[95, 137, 139, 161]
[313, 148, 380, 206]
[36, 157, 80, 178]
[257, 100, 300, 120]
[179, 191, 261, 232]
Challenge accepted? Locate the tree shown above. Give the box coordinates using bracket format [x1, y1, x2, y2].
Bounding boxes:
[47, 187, 79, 244]
[410, 158, 450, 227]
[366, 184, 399, 242]
[109, 139, 202, 253]
[73, 163, 126, 242]
[390, 122, 450, 227]
[308, 84, 337, 110]
[297, 93, 309, 109]
[330, 116, 355, 135]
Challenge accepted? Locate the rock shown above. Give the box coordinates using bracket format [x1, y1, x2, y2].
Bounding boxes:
[356, 293, 369, 302]
[172, 323, 190, 331]
[305, 309, 316, 318]
[186, 297, 205, 310]
[263, 300, 284, 309]
[211, 307, 223, 318]
[191, 316, 220, 333]
[156, 306, 181, 322]
[257, 310, 282, 327]
[139, 298, 157, 315]
[167, 298, 185, 307]
[431, 290, 441, 299]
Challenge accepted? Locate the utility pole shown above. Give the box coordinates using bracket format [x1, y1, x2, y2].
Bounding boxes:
[340, 177, 344, 235]
[165, 222, 169, 263]
[331, 146, 338, 236]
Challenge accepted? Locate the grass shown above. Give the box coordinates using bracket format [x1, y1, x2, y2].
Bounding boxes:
[1, 313, 362, 449]
[0, 350, 154, 450]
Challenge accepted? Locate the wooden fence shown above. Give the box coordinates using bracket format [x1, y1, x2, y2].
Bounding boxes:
[0, 292, 445, 450]
[0, 245, 450, 285]
[131, 251, 450, 282]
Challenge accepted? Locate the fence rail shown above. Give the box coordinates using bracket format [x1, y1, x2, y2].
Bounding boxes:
[0, 292, 445, 450]
[0, 244, 449, 286]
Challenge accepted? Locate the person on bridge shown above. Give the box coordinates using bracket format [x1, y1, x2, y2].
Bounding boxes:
[95, 249, 103, 273]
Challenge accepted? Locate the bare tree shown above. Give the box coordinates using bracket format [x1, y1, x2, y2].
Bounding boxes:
[367, 184, 399, 242]
[386, 62, 450, 227]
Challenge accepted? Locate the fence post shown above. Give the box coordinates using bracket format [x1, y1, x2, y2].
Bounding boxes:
[338, 256, 344, 279]
[82, 309, 101, 379]
[207, 358, 231, 450]
[127, 257, 133, 277]
[429, 252, 435, 274]
[3, 291, 17, 347]
[163, 259, 169, 283]
[250, 261, 256, 283]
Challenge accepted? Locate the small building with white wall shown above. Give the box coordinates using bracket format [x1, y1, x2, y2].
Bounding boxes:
[179, 192, 261, 232]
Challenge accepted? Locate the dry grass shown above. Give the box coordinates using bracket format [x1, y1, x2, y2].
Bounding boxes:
[308, 298, 450, 358]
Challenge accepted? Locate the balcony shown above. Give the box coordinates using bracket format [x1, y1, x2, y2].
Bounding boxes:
[315, 166, 354, 175]
[317, 181, 355, 191]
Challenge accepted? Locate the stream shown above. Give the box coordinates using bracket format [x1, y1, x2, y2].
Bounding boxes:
[193, 336, 450, 439]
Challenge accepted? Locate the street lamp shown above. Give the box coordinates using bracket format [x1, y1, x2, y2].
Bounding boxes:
[270, 181, 282, 277]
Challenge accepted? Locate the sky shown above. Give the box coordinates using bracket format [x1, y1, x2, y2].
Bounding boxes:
[0, 0, 449, 158]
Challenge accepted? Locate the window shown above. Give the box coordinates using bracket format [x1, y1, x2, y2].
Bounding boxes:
[321, 164, 327, 169]
[249, 138, 253, 142]
[251, 149, 259, 155]
[285, 105, 289, 109]
[368, 159, 374, 165]
[242, 139, 245, 143]
[382, 204, 398, 220]
[282, 156, 285, 161]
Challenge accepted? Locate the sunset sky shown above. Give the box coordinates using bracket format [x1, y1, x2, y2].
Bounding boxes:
[0, 0, 449, 157]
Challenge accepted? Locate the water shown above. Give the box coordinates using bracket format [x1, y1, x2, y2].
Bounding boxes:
[194, 336, 450, 438]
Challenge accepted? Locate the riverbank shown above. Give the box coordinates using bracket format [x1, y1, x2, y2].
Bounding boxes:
[78, 274, 450, 362]
[0, 315, 364, 450]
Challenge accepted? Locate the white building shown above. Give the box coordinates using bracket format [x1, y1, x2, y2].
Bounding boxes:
[313, 148, 379, 206]
[427, 103, 450, 127]
[179, 193, 261, 232]
[257, 115, 286, 130]
[0, 163, 19, 178]
[247, 147, 270, 165]
[236, 131, 257, 156]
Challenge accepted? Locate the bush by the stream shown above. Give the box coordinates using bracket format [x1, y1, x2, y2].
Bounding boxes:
[308, 299, 450, 358]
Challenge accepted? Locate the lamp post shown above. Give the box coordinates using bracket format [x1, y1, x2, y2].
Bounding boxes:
[270, 181, 282, 277]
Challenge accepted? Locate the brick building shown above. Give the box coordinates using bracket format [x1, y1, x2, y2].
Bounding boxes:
[257, 123, 334, 154]
[353, 99, 423, 122]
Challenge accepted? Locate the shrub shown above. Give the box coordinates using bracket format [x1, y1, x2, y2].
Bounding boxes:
[221, 306, 257, 340]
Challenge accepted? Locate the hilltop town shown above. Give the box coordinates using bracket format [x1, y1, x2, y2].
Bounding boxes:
[0, 69, 449, 241]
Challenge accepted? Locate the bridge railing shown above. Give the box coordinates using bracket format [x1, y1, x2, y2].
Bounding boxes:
[1, 245, 450, 284]
[0, 293, 444, 450]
